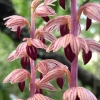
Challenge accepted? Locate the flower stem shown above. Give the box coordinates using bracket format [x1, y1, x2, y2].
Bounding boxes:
[30, 12, 36, 97]
[70, 0, 79, 87]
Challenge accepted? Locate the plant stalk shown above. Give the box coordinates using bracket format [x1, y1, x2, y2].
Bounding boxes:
[30, 12, 36, 97]
[70, 0, 79, 87]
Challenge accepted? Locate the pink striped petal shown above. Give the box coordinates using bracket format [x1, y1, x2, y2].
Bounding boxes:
[4, 15, 30, 31]
[85, 39, 100, 52]
[32, 39, 47, 49]
[77, 3, 100, 22]
[43, 15, 71, 32]
[63, 87, 97, 100]
[28, 94, 52, 100]
[39, 67, 71, 85]
[70, 36, 80, 55]
[35, 5, 56, 17]
[3, 68, 31, 84]
[77, 37, 89, 54]
[36, 59, 67, 75]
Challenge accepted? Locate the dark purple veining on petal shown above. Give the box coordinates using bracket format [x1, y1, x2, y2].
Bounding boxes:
[64, 44, 75, 62]
[26, 45, 37, 60]
[18, 81, 25, 92]
[86, 17, 92, 31]
[42, 17, 50, 22]
[56, 77, 64, 89]
[60, 24, 69, 36]
[20, 57, 30, 69]
[16, 26, 21, 39]
[59, 0, 66, 9]
[82, 50, 92, 65]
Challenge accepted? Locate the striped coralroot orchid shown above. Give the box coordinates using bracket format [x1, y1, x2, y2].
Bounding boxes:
[47, 34, 89, 56]
[29, 78, 56, 92]
[39, 66, 71, 86]
[4, 15, 31, 31]
[63, 87, 97, 100]
[77, 3, 100, 31]
[3, 68, 31, 84]
[28, 94, 53, 100]
[35, 59, 69, 89]
[43, 15, 71, 32]
[34, 28, 56, 43]
[77, 3, 100, 22]
[4, 15, 31, 38]
[35, 59, 68, 75]
[7, 38, 47, 62]
[33, 0, 56, 17]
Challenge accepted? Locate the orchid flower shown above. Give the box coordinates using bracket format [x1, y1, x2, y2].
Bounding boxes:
[29, 78, 56, 93]
[46, 33, 100, 64]
[77, 3, 100, 31]
[3, 15, 31, 38]
[35, 59, 71, 89]
[63, 87, 97, 100]
[43, 15, 71, 33]
[3, 68, 31, 84]
[31, 0, 56, 17]
[36, 59, 71, 87]
[34, 28, 56, 43]
[7, 38, 47, 62]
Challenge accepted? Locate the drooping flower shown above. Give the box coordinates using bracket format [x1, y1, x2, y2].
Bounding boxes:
[63, 87, 97, 100]
[7, 38, 47, 62]
[43, 15, 71, 32]
[4, 15, 31, 38]
[3, 68, 31, 84]
[32, 0, 56, 17]
[77, 3, 100, 22]
[47, 34, 89, 55]
[36, 59, 71, 88]
[34, 28, 56, 43]
[36, 59, 71, 86]
[46, 34, 100, 63]
[77, 3, 100, 30]
[29, 78, 56, 93]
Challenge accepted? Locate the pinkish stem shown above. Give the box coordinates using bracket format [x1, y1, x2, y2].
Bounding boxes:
[70, 0, 79, 87]
[30, 13, 36, 97]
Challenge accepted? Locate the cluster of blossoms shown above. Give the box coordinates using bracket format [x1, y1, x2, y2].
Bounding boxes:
[2, 0, 100, 100]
